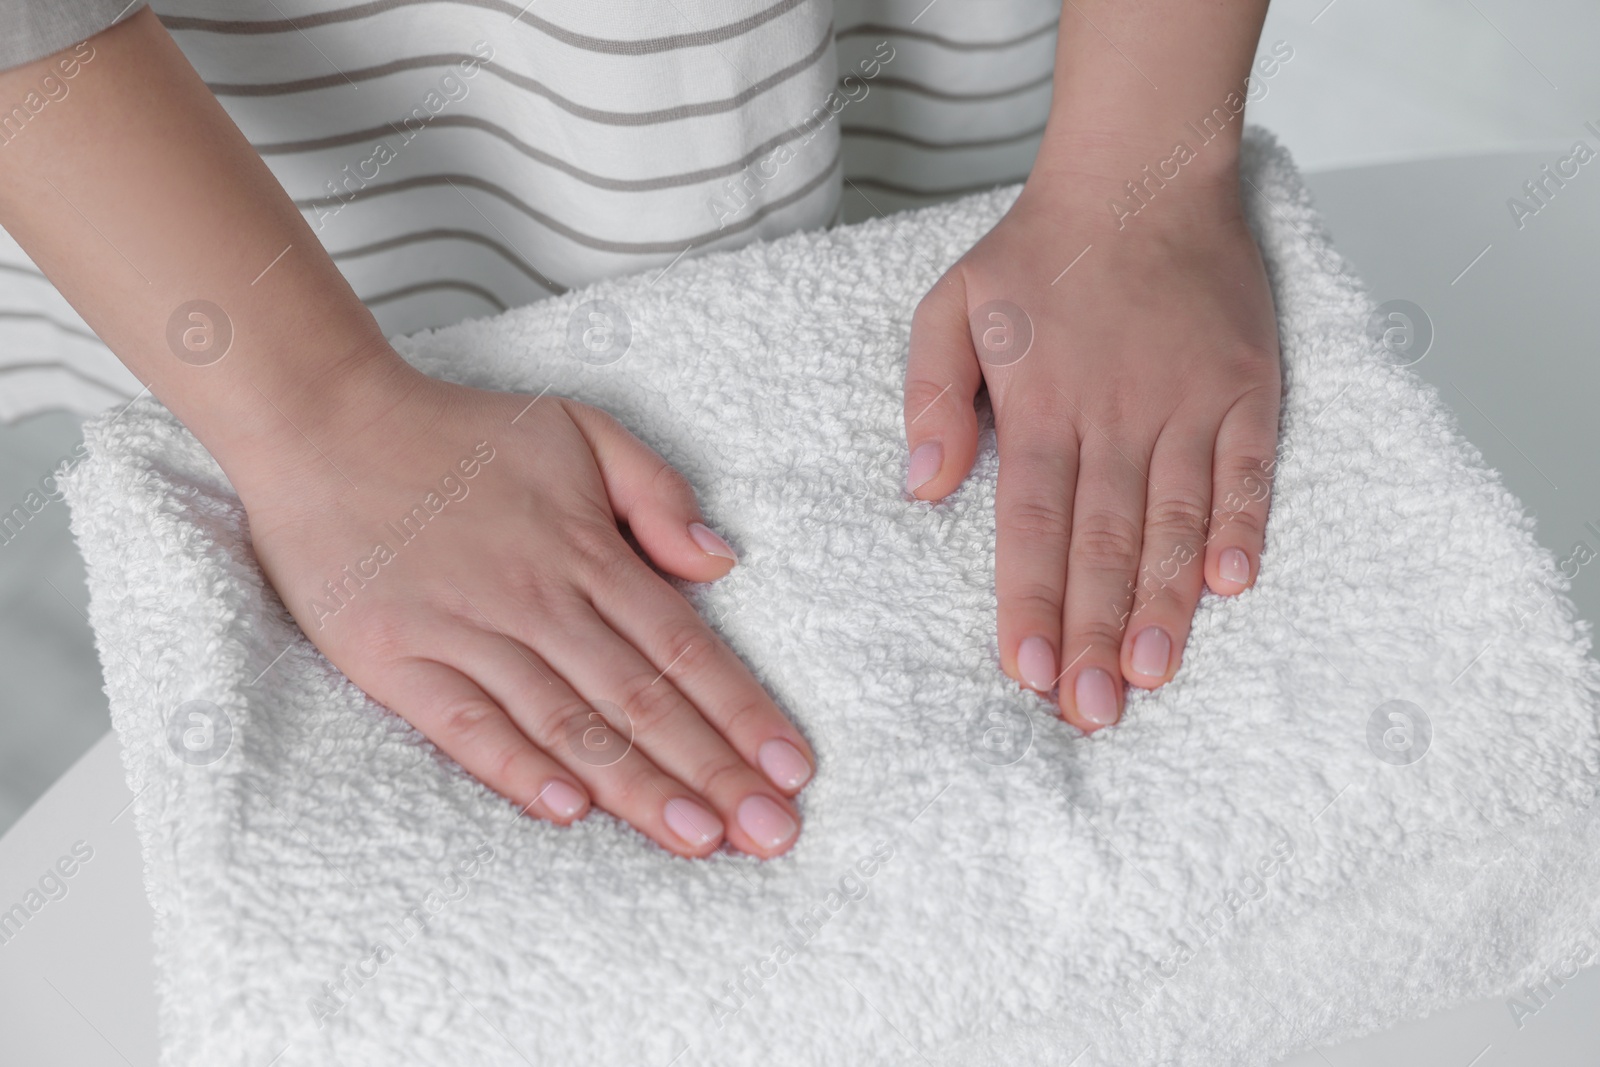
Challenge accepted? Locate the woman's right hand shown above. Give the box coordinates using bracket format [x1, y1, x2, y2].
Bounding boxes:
[228, 356, 814, 859]
[0, 7, 804, 860]
[0, 5, 811, 859]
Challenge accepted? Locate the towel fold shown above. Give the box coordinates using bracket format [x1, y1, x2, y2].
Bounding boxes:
[63, 125, 1600, 1067]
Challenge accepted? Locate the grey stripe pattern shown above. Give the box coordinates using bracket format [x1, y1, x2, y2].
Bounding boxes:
[0, 262, 49, 281]
[0, 355, 138, 397]
[844, 173, 1033, 199]
[262, 112, 835, 192]
[295, 147, 844, 255]
[160, 0, 809, 55]
[330, 228, 568, 292]
[865, 69, 1055, 102]
[834, 19, 1058, 51]
[362, 278, 507, 312]
[0, 310, 100, 343]
[204, 29, 836, 126]
[842, 122, 1049, 151]
[0, 0, 1063, 421]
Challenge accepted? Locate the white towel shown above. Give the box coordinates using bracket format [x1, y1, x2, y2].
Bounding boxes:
[62, 125, 1600, 1067]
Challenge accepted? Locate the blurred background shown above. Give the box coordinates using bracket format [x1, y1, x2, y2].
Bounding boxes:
[3, 0, 1598, 831]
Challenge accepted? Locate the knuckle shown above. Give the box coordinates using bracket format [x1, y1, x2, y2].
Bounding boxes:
[485, 742, 533, 795]
[501, 562, 565, 607]
[433, 699, 500, 744]
[1215, 504, 1266, 544]
[1127, 577, 1181, 624]
[606, 758, 660, 810]
[1071, 511, 1142, 570]
[1007, 396, 1078, 439]
[566, 522, 632, 584]
[541, 698, 597, 745]
[650, 460, 694, 504]
[715, 698, 776, 743]
[617, 672, 687, 731]
[1144, 486, 1211, 543]
[351, 616, 411, 663]
[1197, 335, 1279, 381]
[1067, 386, 1135, 430]
[1069, 618, 1128, 653]
[1004, 495, 1071, 541]
[1213, 464, 1273, 517]
[904, 379, 954, 421]
[1004, 583, 1064, 626]
[1230, 345, 1283, 379]
[1220, 451, 1277, 482]
[690, 754, 753, 802]
[650, 618, 716, 679]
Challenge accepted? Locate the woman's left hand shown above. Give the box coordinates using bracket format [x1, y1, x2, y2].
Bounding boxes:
[903, 164, 1282, 732]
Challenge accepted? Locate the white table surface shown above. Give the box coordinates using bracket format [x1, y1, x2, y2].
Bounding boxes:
[3, 149, 1598, 1065]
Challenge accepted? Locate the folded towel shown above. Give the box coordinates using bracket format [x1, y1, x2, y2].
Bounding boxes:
[63, 125, 1600, 1067]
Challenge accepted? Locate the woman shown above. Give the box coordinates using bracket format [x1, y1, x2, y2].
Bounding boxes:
[0, 0, 1281, 859]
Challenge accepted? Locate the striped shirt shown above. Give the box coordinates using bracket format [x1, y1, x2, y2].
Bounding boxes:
[0, 0, 1059, 420]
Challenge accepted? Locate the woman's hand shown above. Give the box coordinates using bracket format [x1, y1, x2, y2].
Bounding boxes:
[903, 165, 1282, 731]
[231, 360, 814, 858]
[0, 9, 811, 857]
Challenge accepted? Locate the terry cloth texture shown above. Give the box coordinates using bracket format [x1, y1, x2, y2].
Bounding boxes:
[61, 125, 1600, 1067]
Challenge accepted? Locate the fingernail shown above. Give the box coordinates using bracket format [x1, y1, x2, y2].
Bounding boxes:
[758, 738, 813, 791]
[1130, 627, 1171, 679]
[1017, 635, 1057, 692]
[664, 796, 723, 847]
[1220, 547, 1251, 587]
[906, 441, 942, 494]
[737, 794, 798, 851]
[1074, 667, 1120, 726]
[541, 780, 586, 820]
[688, 522, 738, 562]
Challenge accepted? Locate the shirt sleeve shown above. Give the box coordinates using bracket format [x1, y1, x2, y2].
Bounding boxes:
[0, 0, 146, 73]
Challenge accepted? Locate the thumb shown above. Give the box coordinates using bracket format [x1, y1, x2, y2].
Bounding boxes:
[565, 401, 738, 583]
[904, 269, 983, 501]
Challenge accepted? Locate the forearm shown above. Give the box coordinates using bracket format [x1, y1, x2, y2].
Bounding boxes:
[0, 8, 416, 489]
[1031, 1, 1276, 216]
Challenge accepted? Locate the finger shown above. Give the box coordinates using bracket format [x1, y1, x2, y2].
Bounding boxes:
[565, 399, 738, 583]
[993, 404, 1080, 695]
[534, 607, 802, 859]
[1205, 384, 1281, 596]
[1120, 420, 1215, 689]
[587, 561, 816, 796]
[903, 270, 983, 500]
[1059, 432, 1153, 732]
[366, 656, 591, 825]
[448, 622, 731, 859]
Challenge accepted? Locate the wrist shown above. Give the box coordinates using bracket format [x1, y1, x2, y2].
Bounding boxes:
[195, 332, 430, 500]
[1018, 125, 1244, 240]
[1025, 0, 1273, 234]
[1032, 114, 1242, 186]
